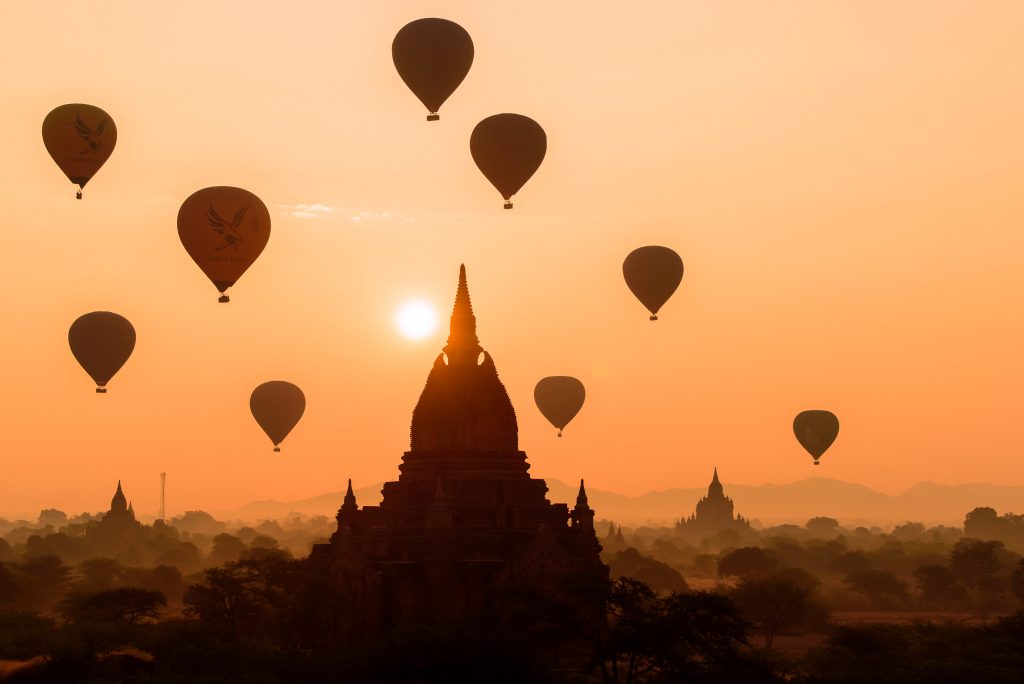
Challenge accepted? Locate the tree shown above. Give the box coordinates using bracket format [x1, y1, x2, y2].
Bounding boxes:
[806, 517, 840, 537]
[950, 538, 1004, 590]
[914, 564, 967, 609]
[843, 570, 910, 609]
[731, 573, 815, 647]
[1009, 559, 1024, 604]
[38, 509, 68, 528]
[600, 578, 762, 683]
[58, 587, 166, 625]
[76, 558, 126, 592]
[964, 507, 1005, 540]
[183, 564, 263, 638]
[209, 533, 246, 566]
[607, 547, 688, 593]
[718, 546, 777, 580]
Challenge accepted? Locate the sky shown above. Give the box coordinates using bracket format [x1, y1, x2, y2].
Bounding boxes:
[1, 1, 1022, 518]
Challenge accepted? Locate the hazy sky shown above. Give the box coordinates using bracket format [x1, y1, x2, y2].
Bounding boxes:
[1, 1, 1022, 518]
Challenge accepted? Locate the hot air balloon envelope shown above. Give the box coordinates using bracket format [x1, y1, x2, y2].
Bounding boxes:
[250, 381, 306, 451]
[534, 376, 586, 436]
[622, 246, 684, 320]
[42, 104, 117, 198]
[177, 187, 271, 302]
[793, 410, 840, 464]
[392, 18, 473, 120]
[470, 114, 546, 208]
[68, 312, 136, 392]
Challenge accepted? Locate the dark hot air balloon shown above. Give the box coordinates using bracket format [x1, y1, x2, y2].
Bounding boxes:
[42, 104, 117, 199]
[793, 410, 840, 465]
[392, 18, 474, 121]
[68, 312, 136, 393]
[534, 376, 586, 437]
[250, 381, 306, 452]
[470, 114, 546, 208]
[622, 246, 684, 320]
[178, 187, 271, 302]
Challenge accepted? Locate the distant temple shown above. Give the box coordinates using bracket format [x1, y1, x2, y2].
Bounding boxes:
[87, 480, 144, 553]
[676, 468, 751, 538]
[310, 266, 607, 660]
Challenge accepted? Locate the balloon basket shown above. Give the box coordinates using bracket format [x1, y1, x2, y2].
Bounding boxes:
[557, 431, 562, 438]
[649, 315, 658, 321]
[96, 387, 107, 394]
[218, 295, 230, 303]
[427, 113, 439, 121]
[503, 201, 513, 209]
[274, 447, 281, 453]
[813, 461, 819, 466]
[76, 192, 82, 200]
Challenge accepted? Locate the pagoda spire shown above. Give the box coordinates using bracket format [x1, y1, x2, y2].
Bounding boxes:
[708, 467, 724, 498]
[443, 264, 483, 366]
[343, 479, 357, 509]
[111, 480, 127, 512]
[571, 478, 595, 534]
[336, 479, 360, 531]
[576, 479, 589, 508]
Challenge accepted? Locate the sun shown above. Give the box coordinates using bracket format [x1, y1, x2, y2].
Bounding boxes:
[395, 300, 439, 340]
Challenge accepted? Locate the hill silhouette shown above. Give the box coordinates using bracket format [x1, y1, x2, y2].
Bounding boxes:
[228, 477, 1024, 527]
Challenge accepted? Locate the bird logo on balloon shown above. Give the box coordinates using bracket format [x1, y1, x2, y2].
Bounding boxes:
[207, 204, 248, 251]
[74, 116, 107, 155]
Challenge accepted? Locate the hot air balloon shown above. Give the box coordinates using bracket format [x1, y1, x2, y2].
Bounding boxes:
[393, 18, 474, 121]
[793, 410, 840, 465]
[622, 246, 684, 320]
[177, 187, 271, 303]
[42, 104, 117, 199]
[68, 312, 136, 393]
[470, 114, 546, 209]
[534, 376, 586, 437]
[250, 381, 306, 452]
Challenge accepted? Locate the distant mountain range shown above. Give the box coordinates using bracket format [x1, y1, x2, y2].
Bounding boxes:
[231, 477, 1023, 527]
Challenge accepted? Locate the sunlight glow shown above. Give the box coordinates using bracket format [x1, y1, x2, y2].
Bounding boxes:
[395, 300, 439, 340]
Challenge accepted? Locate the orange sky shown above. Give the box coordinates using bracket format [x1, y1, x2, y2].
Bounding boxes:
[1, 1, 1022, 518]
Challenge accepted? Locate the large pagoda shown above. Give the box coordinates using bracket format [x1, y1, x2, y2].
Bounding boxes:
[309, 265, 607, 645]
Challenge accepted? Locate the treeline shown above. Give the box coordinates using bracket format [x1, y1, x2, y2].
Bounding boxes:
[3, 551, 1024, 682]
[602, 508, 1024, 615]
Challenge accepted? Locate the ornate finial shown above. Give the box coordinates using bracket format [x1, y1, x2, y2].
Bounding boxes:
[712, 467, 720, 484]
[443, 264, 482, 366]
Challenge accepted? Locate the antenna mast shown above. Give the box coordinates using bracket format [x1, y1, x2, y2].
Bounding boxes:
[159, 472, 166, 522]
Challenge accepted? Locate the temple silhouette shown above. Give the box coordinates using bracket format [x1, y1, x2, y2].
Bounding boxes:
[310, 265, 607, 655]
[676, 468, 751, 539]
[88, 480, 144, 553]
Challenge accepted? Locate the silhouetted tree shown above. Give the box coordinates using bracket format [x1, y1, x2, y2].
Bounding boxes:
[58, 587, 166, 626]
[731, 572, 814, 647]
[601, 578, 763, 683]
[950, 538, 1005, 590]
[7, 555, 70, 613]
[76, 558, 125, 592]
[0, 538, 13, 562]
[914, 563, 968, 609]
[1009, 559, 1024, 605]
[806, 517, 840, 536]
[843, 569, 910, 608]
[607, 547, 687, 593]
[183, 564, 262, 638]
[38, 509, 68, 528]
[209, 533, 247, 565]
[718, 546, 777, 580]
